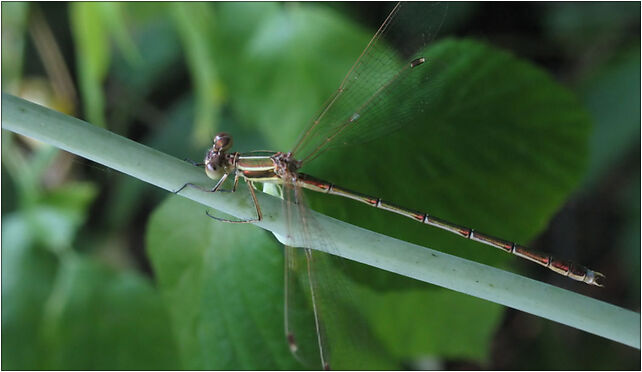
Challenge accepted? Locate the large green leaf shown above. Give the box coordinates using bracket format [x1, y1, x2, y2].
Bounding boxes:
[146, 196, 404, 369]
[146, 196, 303, 369]
[304, 38, 590, 361]
[304, 36, 590, 264]
[145, 190, 502, 368]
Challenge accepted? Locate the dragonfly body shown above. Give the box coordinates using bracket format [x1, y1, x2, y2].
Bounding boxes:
[198, 133, 605, 288]
[236, 152, 282, 182]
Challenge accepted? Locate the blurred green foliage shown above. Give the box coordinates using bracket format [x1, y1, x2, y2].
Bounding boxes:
[1, 2, 639, 370]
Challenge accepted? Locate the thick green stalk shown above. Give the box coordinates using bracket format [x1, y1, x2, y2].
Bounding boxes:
[2, 93, 639, 349]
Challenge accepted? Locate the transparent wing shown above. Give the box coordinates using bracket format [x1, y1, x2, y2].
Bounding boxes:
[281, 179, 393, 369]
[282, 177, 331, 369]
[290, 2, 449, 165]
[284, 245, 327, 369]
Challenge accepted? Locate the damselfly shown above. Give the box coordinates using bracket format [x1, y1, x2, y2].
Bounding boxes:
[177, 2, 604, 369]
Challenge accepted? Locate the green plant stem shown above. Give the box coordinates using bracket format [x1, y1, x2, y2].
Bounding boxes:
[2, 93, 639, 349]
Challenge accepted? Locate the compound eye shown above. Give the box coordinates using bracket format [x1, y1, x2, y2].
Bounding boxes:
[213, 132, 233, 152]
[205, 162, 224, 180]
